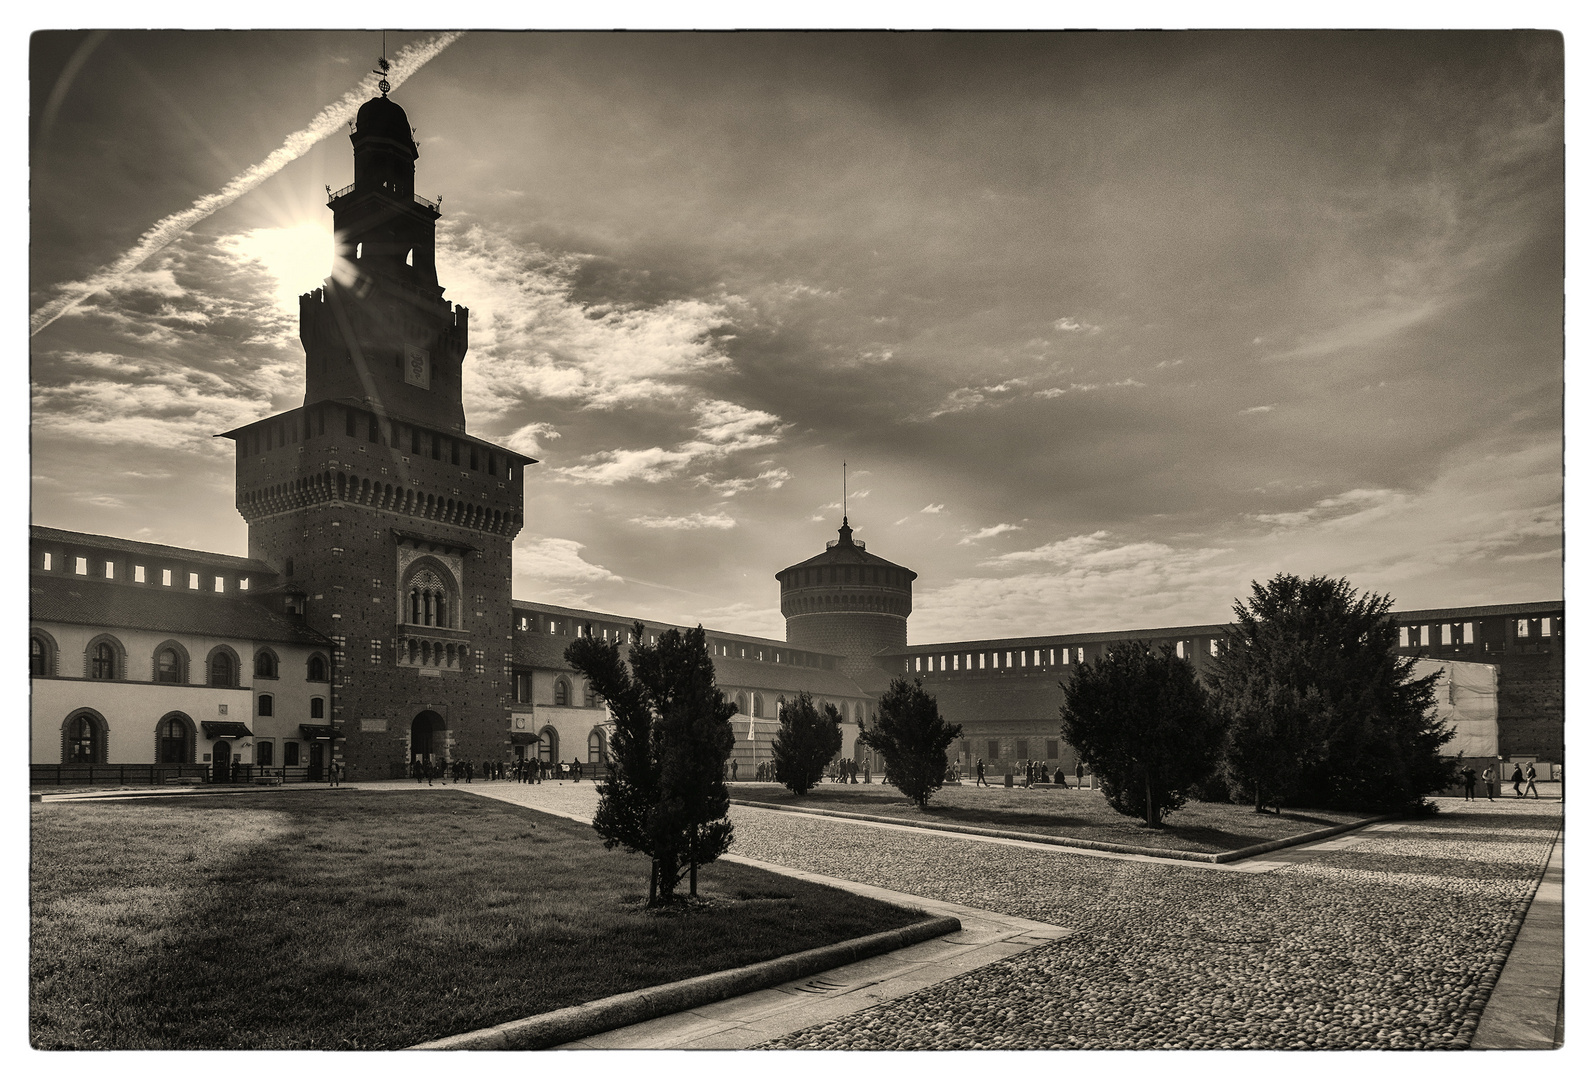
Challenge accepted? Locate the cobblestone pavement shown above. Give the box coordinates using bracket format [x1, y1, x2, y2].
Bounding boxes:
[736, 800, 1561, 1050]
[445, 781, 1560, 1049]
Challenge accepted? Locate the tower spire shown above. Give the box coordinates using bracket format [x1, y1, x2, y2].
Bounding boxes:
[843, 461, 848, 526]
[373, 33, 391, 96]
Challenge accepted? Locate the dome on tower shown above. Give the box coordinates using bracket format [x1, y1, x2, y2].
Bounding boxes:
[353, 94, 416, 153]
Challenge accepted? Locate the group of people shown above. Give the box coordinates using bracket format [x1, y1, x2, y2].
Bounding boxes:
[828, 758, 870, 784]
[408, 757, 588, 786]
[1460, 762, 1543, 801]
[972, 758, 1088, 789]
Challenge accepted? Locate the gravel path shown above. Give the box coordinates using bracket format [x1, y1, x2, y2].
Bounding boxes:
[734, 800, 1560, 1050]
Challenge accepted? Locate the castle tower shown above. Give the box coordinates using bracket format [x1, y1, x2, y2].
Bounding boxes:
[778, 518, 915, 691]
[221, 86, 536, 780]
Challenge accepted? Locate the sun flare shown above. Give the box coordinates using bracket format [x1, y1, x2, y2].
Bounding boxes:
[222, 221, 340, 318]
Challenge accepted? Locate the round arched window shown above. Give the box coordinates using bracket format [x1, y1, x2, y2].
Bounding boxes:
[90, 642, 116, 680]
[156, 648, 182, 684]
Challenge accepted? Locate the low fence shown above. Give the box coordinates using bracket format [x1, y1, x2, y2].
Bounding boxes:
[30, 763, 211, 786]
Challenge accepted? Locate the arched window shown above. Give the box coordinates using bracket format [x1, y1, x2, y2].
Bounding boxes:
[752, 693, 764, 718]
[311, 697, 324, 719]
[89, 640, 118, 680]
[733, 692, 747, 715]
[208, 649, 236, 687]
[156, 714, 193, 764]
[538, 726, 559, 763]
[284, 557, 294, 577]
[554, 678, 570, 707]
[258, 694, 274, 717]
[403, 563, 456, 630]
[63, 710, 105, 763]
[588, 729, 606, 764]
[29, 634, 54, 678]
[254, 651, 278, 679]
[583, 683, 596, 708]
[307, 654, 328, 681]
[156, 648, 183, 684]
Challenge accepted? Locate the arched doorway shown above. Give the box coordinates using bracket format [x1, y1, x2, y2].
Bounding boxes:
[410, 710, 445, 766]
[212, 739, 232, 783]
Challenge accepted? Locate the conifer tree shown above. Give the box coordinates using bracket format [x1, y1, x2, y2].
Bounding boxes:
[565, 622, 737, 905]
[863, 678, 962, 808]
[1211, 574, 1455, 811]
[770, 691, 844, 796]
[1060, 641, 1224, 827]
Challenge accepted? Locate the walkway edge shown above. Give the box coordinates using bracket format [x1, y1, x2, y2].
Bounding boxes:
[408, 914, 962, 1050]
[729, 798, 1395, 864]
[1450, 823, 1563, 1050]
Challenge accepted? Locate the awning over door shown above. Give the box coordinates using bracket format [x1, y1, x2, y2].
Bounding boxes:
[299, 725, 343, 741]
[510, 731, 543, 746]
[201, 721, 254, 739]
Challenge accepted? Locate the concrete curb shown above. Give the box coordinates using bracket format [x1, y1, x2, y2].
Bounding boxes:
[730, 798, 1395, 864]
[408, 914, 962, 1050]
[1449, 824, 1563, 1050]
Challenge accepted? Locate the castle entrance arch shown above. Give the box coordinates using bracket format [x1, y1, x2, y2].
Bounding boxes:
[410, 711, 446, 765]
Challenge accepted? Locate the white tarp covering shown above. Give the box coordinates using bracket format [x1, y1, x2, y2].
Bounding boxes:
[1413, 658, 1498, 758]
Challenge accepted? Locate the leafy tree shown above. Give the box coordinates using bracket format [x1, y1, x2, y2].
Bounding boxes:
[862, 678, 962, 808]
[1060, 641, 1225, 827]
[565, 622, 737, 905]
[770, 691, 844, 796]
[1210, 574, 1454, 812]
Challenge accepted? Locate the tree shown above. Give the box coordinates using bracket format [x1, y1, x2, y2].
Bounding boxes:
[862, 678, 962, 808]
[1060, 641, 1225, 827]
[565, 622, 737, 906]
[770, 691, 844, 796]
[1210, 574, 1455, 812]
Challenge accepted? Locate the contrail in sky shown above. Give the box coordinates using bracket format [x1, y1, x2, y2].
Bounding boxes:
[30, 31, 465, 336]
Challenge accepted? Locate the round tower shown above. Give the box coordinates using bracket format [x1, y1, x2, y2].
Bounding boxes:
[778, 518, 915, 689]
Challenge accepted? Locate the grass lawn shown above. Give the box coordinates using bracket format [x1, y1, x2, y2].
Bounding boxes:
[731, 781, 1376, 854]
[31, 789, 924, 1049]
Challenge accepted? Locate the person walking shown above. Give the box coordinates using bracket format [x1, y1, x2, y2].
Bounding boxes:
[1461, 765, 1477, 801]
[731, 760, 739, 782]
[1511, 763, 1524, 797]
[1524, 763, 1539, 799]
[1482, 766, 1495, 801]
[976, 758, 989, 787]
[1076, 761, 1085, 789]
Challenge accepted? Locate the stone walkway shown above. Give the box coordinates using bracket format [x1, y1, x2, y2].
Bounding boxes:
[440, 780, 1562, 1050]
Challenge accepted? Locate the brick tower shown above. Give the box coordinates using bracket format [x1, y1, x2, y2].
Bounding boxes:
[222, 88, 535, 779]
[777, 518, 915, 692]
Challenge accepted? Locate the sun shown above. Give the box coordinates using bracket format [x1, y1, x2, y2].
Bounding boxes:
[222, 220, 344, 318]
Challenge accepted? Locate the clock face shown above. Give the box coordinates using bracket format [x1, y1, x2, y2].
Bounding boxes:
[404, 344, 431, 389]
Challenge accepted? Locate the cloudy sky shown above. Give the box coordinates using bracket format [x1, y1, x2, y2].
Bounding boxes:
[29, 30, 1563, 644]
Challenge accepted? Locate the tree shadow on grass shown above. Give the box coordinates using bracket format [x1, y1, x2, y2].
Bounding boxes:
[31, 789, 920, 1050]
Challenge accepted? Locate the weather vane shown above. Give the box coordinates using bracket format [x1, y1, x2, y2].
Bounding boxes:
[373, 31, 391, 96]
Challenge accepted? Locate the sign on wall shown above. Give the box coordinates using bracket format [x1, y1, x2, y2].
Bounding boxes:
[404, 344, 431, 389]
[360, 719, 388, 732]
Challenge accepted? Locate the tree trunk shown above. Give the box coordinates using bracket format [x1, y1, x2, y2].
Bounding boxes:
[1145, 772, 1159, 828]
[648, 859, 658, 907]
[1254, 781, 1264, 814]
[689, 825, 699, 899]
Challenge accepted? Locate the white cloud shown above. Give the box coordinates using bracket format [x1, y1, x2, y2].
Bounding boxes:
[501, 422, 561, 456]
[703, 468, 791, 497]
[1052, 316, 1102, 334]
[958, 522, 1022, 545]
[439, 223, 740, 418]
[1242, 404, 1276, 414]
[513, 537, 621, 583]
[631, 512, 737, 530]
[920, 503, 945, 514]
[557, 400, 788, 485]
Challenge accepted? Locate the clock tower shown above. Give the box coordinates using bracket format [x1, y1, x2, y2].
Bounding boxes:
[222, 83, 534, 779]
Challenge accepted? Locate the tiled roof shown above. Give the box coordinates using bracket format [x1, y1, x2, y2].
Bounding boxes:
[31, 526, 275, 575]
[777, 522, 914, 577]
[30, 574, 330, 647]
